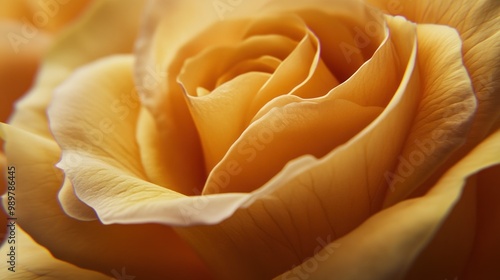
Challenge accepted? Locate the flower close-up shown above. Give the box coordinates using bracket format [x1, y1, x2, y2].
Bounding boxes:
[0, 0, 499, 279]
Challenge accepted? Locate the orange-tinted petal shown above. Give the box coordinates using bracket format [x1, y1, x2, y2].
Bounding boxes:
[383, 23, 476, 206]
[274, 128, 500, 280]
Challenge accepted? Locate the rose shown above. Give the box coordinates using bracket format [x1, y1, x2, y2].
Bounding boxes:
[0, 0, 499, 280]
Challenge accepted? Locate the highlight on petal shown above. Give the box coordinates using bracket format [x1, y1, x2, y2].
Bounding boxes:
[0, 122, 212, 279]
[274, 128, 500, 280]
[0, 227, 110, 280]
[383, 23, 476, 206]
[49, 54, 250, 226]
[57, 177, 97, 221]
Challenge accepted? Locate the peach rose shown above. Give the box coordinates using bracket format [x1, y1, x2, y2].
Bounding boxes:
[1, 0, 499, 279]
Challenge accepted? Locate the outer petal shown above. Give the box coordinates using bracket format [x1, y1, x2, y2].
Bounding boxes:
[365, 0, 500, 150]
[0, 122, 212, 279]
[9, 0, 146, 138]
[462, 165, 500, 279]
[274, 128, 500, 280]
[0, 227, 109, 280]
[383, 24, 476, 206]
[0, 21, 50, 123]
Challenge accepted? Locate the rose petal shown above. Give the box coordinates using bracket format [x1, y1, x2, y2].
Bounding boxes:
[403, 177, 476, 279]
[462, 165, 500, 279]
[0, 226, 110, 279]
[0, 122, 212, 279]
[383, 23, 476, 206]
[0, 2, 29, 20]
[9, 0, 146, 138]
[365, 0, 500, 151]
[57, 177, 97, 221]
[273, 128, 500, 280]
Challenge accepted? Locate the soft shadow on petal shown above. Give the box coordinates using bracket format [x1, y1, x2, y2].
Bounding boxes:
[0, 227, 110, 280]
[50, 55, 189, 212]
[403, 178, 476, 279]
[57, 177, 97, 221]
[0, 123, 213, 279]
[274, 128, 500, 280]
[0, 21, 50, 123]
[383, 24, 476, 206]
[462, 165, 500, 279]
[9, 0, 146, 138]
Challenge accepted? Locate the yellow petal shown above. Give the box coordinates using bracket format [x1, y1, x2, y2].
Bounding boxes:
[9, 0, 146, 138]
[0, 122, 212, 279]
[179, 13, 339, 170]
[365, 0, 500, 149]
[57, 177, 97, 221]
[134, 0, 385, 193]
[383, 23, 476, 206]
[0, 226, 110, 279]
[23, 0, 94, 33]
[203, 14, 409, 196]
[274, 128, 500, 280]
